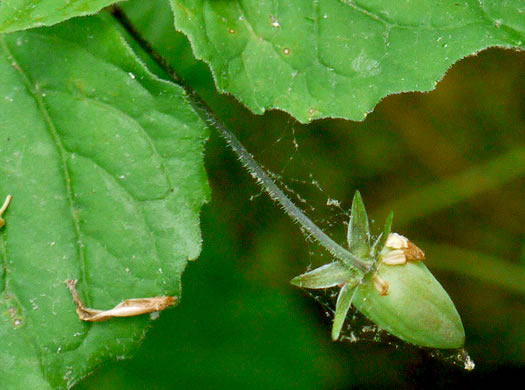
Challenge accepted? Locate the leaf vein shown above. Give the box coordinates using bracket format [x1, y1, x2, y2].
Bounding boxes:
[0, 36, 90, 302]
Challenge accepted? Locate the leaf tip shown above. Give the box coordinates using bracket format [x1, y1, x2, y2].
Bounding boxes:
[289, 275, 302, 287]
[352, 190, 363, 205]
[331, 325, 341, 341]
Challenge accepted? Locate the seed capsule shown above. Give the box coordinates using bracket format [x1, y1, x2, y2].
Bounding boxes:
[353, 258, 465, 349]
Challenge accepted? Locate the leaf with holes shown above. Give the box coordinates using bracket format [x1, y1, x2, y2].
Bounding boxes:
[0, 0, 124, 33]
[171, 0, 524, 122]
[0, 14, 208, 389]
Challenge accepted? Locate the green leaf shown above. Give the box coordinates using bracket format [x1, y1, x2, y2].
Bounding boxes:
[0, 13, 208, 389]
[76, 210, 344, 389]
[290, 262, 355, 289]
[171, 0, 524, 122]
[331, 282, 356, 341]
[0, 0, 124, 33]
[347, 191, 370, 259]
[372, 211, 393, 258]
[122, 0, 210, 88]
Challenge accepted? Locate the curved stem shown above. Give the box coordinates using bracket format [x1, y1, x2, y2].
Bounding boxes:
[110, 7, 370, 274]
[213, 119, 369, 273]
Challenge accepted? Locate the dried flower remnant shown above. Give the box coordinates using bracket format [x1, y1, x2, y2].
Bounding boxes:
[373, 274, 390, 296]
[66, 280, 177, 322]
[372, 233, 426, 296]
[381, 233, 425, 265]
[0, 195, 12, 228]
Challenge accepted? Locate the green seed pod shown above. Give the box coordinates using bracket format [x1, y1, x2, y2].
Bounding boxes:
[290, 192, 466, 349]
[353, 259, 465, 349]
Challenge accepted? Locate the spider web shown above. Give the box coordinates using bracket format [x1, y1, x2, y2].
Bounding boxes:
[251, 123, 475, 371]
[305, 286, 475, 371]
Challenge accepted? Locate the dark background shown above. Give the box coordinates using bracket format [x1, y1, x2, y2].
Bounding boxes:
[76, 3, 525, 387]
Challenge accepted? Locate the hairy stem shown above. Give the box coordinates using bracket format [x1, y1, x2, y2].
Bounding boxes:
[111, 7, 370, 274]
[215, 119, 370, 272]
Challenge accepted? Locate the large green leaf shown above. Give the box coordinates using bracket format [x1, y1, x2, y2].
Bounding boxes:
[171, 0, 524, 122]
[0, 0, 123, 33]
[76, 210, 344, 390]
[0, 14, 208, 389]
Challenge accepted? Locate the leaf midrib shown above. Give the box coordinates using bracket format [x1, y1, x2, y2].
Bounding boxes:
[0, 36, 90, 302]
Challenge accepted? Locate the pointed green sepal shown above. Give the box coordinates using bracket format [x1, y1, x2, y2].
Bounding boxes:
[290, 262, 355, 289]
[372, 211, 394, 257]
[331, 282, 357, 341]
[347, 191, 370, 259]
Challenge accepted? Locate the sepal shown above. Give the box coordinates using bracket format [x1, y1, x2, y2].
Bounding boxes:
[331, 282, 357, 341]
[346, 191, 370, 259]
[372, 211, 393, 258]
[290, 262, 355, 289]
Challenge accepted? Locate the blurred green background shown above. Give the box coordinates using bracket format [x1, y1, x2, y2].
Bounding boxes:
[76, 1, 524, 388]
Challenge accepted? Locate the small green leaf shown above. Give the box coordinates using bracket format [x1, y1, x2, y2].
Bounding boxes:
[290, 262, 355, 289]
[331, 282, 357, 341]
[372, 211, 394, 257]
[347, 191, 370, 259]
[0, 14, 208, 388]
[353, 261, 465, 349]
